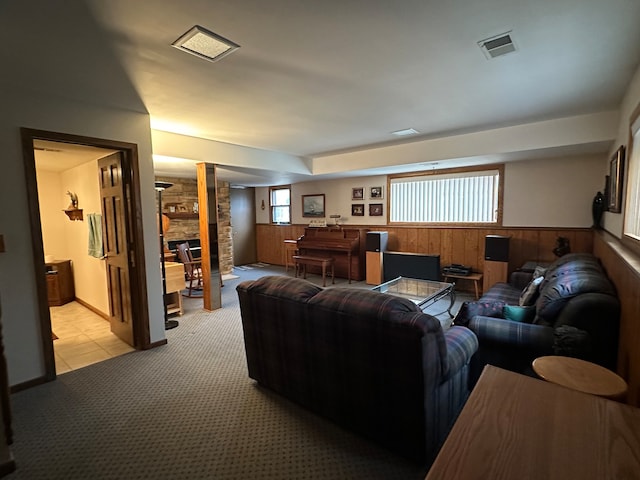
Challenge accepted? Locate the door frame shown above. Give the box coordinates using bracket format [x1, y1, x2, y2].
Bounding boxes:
[20, 128, 153, 384]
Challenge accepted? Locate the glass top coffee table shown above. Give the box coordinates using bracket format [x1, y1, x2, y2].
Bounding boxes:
[371, 276, 455, 317]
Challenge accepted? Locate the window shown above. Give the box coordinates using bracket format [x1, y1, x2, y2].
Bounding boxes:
[624, 107, 640, 242]
[270, 186, 290, 224]
[389, 166, 503, 224]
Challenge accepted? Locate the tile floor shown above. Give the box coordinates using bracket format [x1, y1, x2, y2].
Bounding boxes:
[50, 301, 135, 374]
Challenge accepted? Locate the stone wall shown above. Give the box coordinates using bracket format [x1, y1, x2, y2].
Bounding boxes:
[216, 181, 234, 275]
[155, 175, 234, 275]
[155, 177, 199, 243]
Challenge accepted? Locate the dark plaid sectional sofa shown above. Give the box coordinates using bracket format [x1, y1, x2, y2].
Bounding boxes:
[460, 253, 620, 388]
[236, 275, 478, 464]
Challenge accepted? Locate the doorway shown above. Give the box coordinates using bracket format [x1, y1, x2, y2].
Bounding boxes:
[21, 128, 153, 381]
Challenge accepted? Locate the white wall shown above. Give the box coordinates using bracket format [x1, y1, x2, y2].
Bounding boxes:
[603, 63, 640, 237]
[36, 170, 67, 259]
[503, 154, 606, 227]
[257, 154, 606, 228]
[60, 161, 109, 314]
[0, 90, 164, 386]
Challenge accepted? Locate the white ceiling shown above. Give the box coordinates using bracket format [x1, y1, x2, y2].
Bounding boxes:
[13, 0, 640, 184]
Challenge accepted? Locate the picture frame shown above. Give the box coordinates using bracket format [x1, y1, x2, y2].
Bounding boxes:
[370, 186, 383, 199]
[369, 203, 383, 216]
[608, 146, 625, 213]
[351, 204, 364, 216]
[302, 194, 325, 217]
[352, 187, 364, 200]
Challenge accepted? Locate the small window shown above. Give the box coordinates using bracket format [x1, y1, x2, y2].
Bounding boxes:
[624, 109, 640, 242]
[389, 166, 503, 225]
[270, 186, 290, 224]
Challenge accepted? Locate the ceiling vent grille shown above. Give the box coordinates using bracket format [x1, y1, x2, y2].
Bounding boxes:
[478, 32, 516, 59]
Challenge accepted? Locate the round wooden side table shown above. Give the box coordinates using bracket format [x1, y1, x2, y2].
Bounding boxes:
[532, 356, 628, 401]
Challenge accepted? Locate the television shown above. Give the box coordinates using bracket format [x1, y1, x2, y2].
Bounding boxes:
[383, 251, 441, 282]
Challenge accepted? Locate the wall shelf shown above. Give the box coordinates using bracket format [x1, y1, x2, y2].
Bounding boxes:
[63, 209, 83, 221]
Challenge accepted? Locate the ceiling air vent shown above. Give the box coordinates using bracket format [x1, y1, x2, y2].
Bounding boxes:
[478, 31, 516, 59]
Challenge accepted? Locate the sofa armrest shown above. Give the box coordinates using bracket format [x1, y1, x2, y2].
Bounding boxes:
[467, 316, 554, 351]
[442, 326, 479, 380]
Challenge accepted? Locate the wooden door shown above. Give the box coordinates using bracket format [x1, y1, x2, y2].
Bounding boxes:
[230, 187, 257, 266]
[99, 153, 134, 345]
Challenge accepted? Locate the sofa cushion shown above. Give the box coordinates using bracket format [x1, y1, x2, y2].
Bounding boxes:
[453, 300, 506, 327]
[479, 282, 521, 305]
[518, 275, 544, 306]
[503, 304, 536, 323]
[534, 264, 616, 326]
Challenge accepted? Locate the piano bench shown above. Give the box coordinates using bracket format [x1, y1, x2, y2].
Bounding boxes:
[293, 255, 335, 287]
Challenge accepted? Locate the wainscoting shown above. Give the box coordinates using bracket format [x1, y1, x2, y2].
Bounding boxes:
[594, 231, 640, 406]
[257, 224, 640, 407]
[257, 224, 594, 277]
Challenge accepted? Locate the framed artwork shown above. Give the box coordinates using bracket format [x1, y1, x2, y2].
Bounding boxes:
[351, 204, 364, 216]
[370, 186, 383, 199]
[352, 187, 364, 200]
[608, 146, 625, 213]
[369, 203, 383, 216]
[302, 194, 325, 217]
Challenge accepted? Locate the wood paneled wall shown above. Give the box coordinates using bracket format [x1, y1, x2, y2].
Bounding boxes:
[593, 232, 640, 407]
[257, 224, 593, 276]
[258, 224, 640, 407]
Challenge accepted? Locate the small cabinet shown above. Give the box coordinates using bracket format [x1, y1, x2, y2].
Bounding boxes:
[45, 260, 75, 306]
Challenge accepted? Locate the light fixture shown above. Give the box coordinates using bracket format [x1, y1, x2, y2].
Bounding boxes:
[172, 25, 240, 63]
[391, 128, 419, 137]
[155, 181, 179, 330]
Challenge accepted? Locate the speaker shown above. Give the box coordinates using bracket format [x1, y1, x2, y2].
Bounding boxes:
[485, 235, 510, 262]
[366, 231, 388, 252]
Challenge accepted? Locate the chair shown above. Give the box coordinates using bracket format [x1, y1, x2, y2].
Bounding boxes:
[176, 242, 203, 297]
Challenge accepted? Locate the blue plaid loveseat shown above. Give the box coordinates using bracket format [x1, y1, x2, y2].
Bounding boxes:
[236, 275, 478, 464]
[458, 253, 620, 387]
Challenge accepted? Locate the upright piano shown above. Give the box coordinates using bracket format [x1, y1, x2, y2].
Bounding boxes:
[296, 227, 368, 281]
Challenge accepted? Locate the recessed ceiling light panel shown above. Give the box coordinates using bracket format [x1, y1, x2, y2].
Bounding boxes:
[172, 25, 239, 63]
[391, 128, 419, 136]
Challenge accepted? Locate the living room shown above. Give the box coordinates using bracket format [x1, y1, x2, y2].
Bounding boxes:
[2, 1, 640, 477]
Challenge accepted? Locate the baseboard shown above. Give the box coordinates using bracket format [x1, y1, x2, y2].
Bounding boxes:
[143, 339, 168, 350]
[10, 375, 51, 394]
[74, 297, 109, 320]
[0, 457, 16, 477]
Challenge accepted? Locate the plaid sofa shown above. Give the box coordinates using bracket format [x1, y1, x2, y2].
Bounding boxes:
[236, 275, 478, 464]
[461, 253, 620, 387]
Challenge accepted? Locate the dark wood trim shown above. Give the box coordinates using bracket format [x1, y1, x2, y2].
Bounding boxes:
[19, 130, 56, 384]
[9, 375, 50, 394]
[20, 128, 154, 385]
[0, 458, 16, 476]
[73, 297, 109, 321]
[144, 339, 168, 349]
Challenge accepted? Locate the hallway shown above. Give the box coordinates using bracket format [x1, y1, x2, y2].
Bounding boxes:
[51, 302, 135, 374]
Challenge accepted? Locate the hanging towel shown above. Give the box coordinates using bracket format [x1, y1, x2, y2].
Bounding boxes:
[87, 213, 104, 258]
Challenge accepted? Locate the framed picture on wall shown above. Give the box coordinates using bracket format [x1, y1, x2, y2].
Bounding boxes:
[352, 187, 364, 200]
[370, 186, 383, 199]
[351, 204, 364, 216]
[302, 194, 325, 217]
[369, 203, 383, 216]
[608, 146, 625, 213]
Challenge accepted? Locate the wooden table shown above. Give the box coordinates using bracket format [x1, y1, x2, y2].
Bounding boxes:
[425, 365, 640, 480]
[532, 355, 628, 400]
[442, 272, 483, 299]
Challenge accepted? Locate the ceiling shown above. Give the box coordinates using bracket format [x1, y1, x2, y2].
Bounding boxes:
[17, 0, 640, 184]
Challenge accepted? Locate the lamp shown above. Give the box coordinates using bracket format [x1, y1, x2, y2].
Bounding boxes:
[329, 214, 341, 227]
[155, 181, 179, 330]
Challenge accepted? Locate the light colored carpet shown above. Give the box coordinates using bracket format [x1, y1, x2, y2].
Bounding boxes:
[6, 265, 470, 479]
